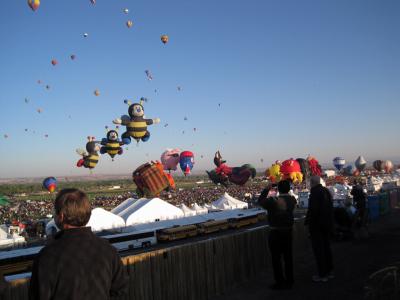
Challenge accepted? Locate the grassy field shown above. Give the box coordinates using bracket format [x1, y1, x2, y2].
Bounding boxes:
[0, 175, 217, 202]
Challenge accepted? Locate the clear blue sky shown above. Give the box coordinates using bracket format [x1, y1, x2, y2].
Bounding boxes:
[0, 0, 399, 178]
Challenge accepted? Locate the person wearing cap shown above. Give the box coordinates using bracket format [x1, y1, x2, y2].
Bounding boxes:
[29, 188, 128, 300]
[258, 180, 297, 290]
[305, 176, 334, 283]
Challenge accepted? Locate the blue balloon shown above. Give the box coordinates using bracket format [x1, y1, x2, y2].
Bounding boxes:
[43, 177, 57, 192]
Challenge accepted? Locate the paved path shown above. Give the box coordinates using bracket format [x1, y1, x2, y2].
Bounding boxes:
[212, 209, 400, 300]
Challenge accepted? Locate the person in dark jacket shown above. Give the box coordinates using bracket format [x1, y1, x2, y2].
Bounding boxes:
[351, 182, 367, 228]
[305, 176, 334, 282]
[258, 180, 297, 290]
[29, 188, 129, 300]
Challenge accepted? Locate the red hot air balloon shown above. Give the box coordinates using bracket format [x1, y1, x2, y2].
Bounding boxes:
[51, 59, 57, 66]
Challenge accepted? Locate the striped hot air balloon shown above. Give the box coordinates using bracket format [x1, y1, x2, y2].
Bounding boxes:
[333, 157, 346, 171]
[373, 160, 383, 172]
[382, 160, 393, 173]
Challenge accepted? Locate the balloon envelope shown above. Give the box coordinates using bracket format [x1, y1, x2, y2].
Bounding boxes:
[179, 151, 194, 176]
[373, 160, 383, 172]
[333, 157, 346, 171]
[161, 35, 169, 44]
[382, 160, 393, 173]
[43, 177, 57, 193]
[28, 0, 40, 11]
[355, 156, 367, 172]
[160, 149, 181, 171]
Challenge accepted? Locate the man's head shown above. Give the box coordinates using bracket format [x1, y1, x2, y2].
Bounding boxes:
[278, 180, 290, 194]
[310, 176, 321, 188]
[54, 188, 91, 229]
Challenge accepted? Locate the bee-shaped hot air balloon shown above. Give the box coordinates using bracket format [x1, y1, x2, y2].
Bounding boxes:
[76, 136, 100, 170]
[113, 98, 160, 145]
[160, 35, 169, 44]
[100, 126, 124, 161]
[43, 177, 57, 193]
[126, 20, 133, 28]
[28, 0, 40, 11]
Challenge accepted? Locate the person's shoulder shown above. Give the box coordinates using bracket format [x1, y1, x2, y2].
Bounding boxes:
[89, 233, 117, 253]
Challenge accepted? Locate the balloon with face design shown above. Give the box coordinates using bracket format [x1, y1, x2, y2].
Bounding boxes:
[113, 99, 160, 145]
[76, 136, 101, 169]
[179, 151, 194, 176]
[161, 148, 181, 172]
[100, 126, 124, 161]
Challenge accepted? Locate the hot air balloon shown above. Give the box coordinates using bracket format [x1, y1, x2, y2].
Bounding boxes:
[145, 70, 153, 80]
[355, 156, 367, 172]
[46, 85, 50, 90]
[28, 0, 40, 11]
[37, 108, 42, 113]
[373, 160, 383, 172]
[90, 0, 96, 4]
[83, 33, 89, 38]
[382, 160, 393, 173]
[70, 54, 76, 60]
[179, 151, 194, 176]
[265, 163, 282, 183]
[307, 156, 322, 176]
[123, 8, 129, 14]
[160, 35, 169, 44]
[94, 89, 100, 96]
[44, 134, 49, 138]
[3, 134, 8, 139]
[280, 159, 303, 183]
[43, 177, 57, 193]
[51, 59, 57, 66]
[126, 20, 133, 28]
[177, 86, 181, 91]
[344, 164, 361, 176]
[333, 157, 346, 171]
[161, 148, 181, 172]
[296, 158, 311, 180]
[25, 98, 29, 103]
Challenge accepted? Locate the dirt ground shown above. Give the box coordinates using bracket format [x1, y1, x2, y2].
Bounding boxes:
[212, 209, 400, 300]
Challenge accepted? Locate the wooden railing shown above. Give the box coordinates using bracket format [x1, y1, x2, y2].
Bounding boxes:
[1, 219, 308, 300]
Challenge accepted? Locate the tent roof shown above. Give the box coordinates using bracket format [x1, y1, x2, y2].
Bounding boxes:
[111, 198, 136, 215]
[87, 208, 125, 232]
[212, 192, 248, 209]
[117, 198, 185, 226]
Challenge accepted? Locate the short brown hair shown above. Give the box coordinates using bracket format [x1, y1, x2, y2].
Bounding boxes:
[54, 189, 91, 227]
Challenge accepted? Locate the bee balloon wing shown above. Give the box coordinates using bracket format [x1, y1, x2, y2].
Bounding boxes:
[76, 149, 88, 156]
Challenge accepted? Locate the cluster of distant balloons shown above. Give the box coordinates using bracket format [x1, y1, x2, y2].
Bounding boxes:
[333, 156, 394, 176]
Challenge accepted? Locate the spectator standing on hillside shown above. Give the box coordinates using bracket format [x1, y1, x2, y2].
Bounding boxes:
[258, 180, 297, 290]
[305, 176, 334, 282]
[29, 188, 128, 300]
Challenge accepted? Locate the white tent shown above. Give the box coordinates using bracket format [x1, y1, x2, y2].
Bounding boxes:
[192, 203, 208, 215]
[111, 198, 136, 215]
[212, 193, 248, 210]
[45, 208, 126, 235]
[117, 198, 185, 226]
[179, 204, 197, 217]
[87, 208, 125, 232]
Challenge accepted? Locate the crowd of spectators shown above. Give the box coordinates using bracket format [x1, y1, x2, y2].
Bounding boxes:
[0, 182, 267, 226]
